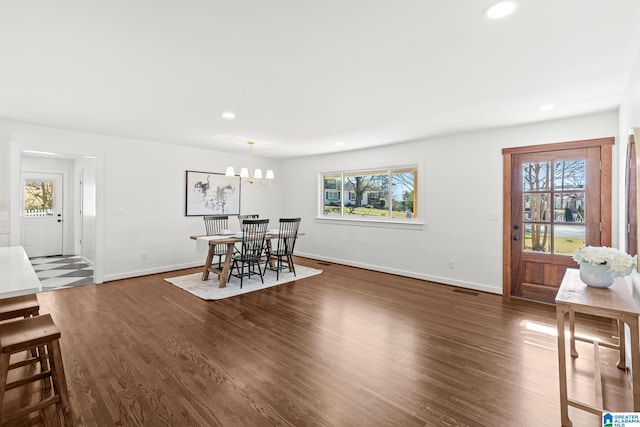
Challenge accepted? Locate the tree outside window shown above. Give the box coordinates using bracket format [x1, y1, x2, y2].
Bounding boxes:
[24, 180, 55, 216]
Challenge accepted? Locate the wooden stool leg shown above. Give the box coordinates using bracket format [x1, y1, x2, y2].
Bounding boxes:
[48, 340, 73, 426]
[28, 315, 39, 359]
[38, 344, 49, 370]
[36, 344, 52, 390]
[0, 353, 9, 421]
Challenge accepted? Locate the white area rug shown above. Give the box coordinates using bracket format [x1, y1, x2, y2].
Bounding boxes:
[164, 265, 322, 300]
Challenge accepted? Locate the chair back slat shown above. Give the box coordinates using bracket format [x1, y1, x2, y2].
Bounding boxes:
[241, 219, 269, 259]
[204, 216, 229, 257]
[204, 215, 229, 235]
[277, 218, 301, 255]
[238, 214, 259, 231]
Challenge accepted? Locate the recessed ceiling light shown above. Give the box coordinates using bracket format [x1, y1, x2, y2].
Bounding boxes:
[221, 112, 236, 120]
[539, 104, 555, 111]
[336, 141, 344, 146]
[484, 1, 518, 19]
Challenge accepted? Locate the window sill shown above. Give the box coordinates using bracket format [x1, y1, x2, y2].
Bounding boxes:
[314, 216, 424, 230]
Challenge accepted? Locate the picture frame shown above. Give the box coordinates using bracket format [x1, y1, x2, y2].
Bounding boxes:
[185, 170, 241, 216]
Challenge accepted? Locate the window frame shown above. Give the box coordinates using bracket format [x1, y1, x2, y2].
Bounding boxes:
[317, 162, 424, 230]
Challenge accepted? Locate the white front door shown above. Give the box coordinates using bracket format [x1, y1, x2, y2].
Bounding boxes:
[21, 172, 64, 257]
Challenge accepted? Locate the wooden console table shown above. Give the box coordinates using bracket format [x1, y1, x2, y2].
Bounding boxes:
[556, 268, 640, 426]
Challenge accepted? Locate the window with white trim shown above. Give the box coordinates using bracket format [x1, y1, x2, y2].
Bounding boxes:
[321, 167, 418, 219]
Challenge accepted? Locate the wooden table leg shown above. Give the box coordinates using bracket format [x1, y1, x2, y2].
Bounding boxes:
[556, 304, 573, 427]
[265, 239, 275, 268]
[569, 309, 578, 358]
[202, 244, 215, 281]
[218, 243, 235, 289]
[616, 319, 627, 370]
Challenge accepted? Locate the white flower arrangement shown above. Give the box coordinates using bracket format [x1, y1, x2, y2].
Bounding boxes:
[572, 246, 637, 277]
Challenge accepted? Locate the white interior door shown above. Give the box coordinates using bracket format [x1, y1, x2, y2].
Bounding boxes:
[21, 172, 64, 257]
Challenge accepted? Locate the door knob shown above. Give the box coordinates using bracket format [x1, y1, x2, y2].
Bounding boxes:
[513, 236, 520, 241]
[513, 224, 520, 230]
[57, 219, 62, 223]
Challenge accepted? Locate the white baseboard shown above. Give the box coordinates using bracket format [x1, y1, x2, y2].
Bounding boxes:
[101, 253, 501, 296]
[103, 261, 203, 282]
[296, 252, 501, 295]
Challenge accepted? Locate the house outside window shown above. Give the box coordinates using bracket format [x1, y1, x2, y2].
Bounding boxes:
[321, 166, 418, 219]
[325, 190, 340, 200]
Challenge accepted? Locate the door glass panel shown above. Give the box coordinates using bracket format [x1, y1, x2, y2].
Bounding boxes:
[522, 193, 550, 222]
[554, 160, 585, 190]
[523, 162, 550, 191]
[520, 157, 589, 256]
[553, 225, 585, 255]
[554, 193, 585, 223]
[23, 180, 55, 217]
[524, 224, 550, 253]
[523, 194, 532, 221]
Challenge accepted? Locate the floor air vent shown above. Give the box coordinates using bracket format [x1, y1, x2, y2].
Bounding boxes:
[316, 262, 332, 266]
[453, 289, 479, 296]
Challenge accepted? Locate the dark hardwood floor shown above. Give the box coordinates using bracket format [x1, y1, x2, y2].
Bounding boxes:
[3, 258, 631, 426]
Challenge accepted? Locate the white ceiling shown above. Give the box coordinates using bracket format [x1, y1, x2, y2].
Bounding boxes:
[1, 1, 640, 159]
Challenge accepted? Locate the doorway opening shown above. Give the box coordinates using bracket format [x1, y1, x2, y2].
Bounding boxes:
[20, 151, 97, 291]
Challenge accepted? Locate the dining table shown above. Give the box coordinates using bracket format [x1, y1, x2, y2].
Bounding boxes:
[190, 231, 281, 288]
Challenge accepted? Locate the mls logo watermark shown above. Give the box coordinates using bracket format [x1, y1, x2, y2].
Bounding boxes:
[604, 412, 640, 427]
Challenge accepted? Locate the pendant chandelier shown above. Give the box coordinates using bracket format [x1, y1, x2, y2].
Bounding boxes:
[225, 141, 274, 189]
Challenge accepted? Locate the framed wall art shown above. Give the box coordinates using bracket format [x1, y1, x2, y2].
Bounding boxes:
[185, 170, 241, 216]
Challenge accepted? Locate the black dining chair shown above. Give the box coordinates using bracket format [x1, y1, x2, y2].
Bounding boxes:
[236, 214, 259, 254]
[203, 215, 229, 269]
[228, 219, 270, 288]
[265, 218, 301, 280]
[238, 214, 259, 231]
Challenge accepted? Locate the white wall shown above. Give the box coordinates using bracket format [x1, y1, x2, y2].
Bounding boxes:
[0, 109, 620, 291]
[284, 111, 619, 294]
[76, 156, 97, 264]
[0, 119, 283, 282]
[0, 126, 12, 245]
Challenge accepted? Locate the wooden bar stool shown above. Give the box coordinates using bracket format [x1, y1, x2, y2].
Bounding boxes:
[0, 294, 40, 322]
[0, 314, 73, 426]
[0, 294, 41, 363]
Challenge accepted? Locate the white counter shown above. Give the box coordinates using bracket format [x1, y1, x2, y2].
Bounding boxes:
[0, 246, 42, 297]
